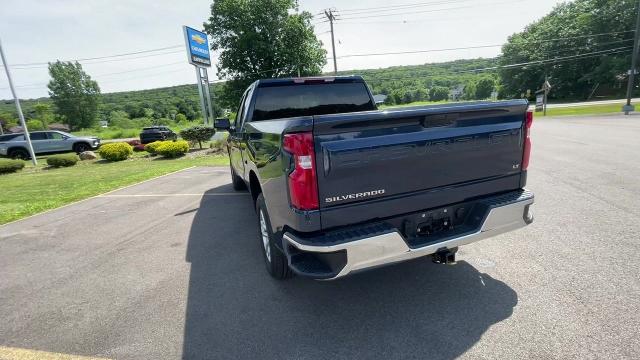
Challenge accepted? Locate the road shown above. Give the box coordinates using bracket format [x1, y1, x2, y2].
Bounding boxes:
[1, 114, 639, 360]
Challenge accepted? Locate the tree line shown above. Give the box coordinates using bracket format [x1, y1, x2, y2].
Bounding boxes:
[0, 0, 636, 133]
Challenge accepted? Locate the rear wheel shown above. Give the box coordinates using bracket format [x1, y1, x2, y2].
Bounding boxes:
[256, 193, 293, 280]
[230, 165, 246, 191]
[9, 148, 29, 160]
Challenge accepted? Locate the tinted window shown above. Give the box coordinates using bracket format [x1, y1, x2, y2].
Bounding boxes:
[252, 83, 375, 121]
[234, 91, 248, 128]
[48, 132, 64, 140]
[9, 135, 25, 141]
[30, 132, 47, 140]
[0, 134, 20, 142]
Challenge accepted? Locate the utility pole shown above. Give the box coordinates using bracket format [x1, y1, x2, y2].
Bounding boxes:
[623, 0, 640, 115]
[325, 9, 338, 75]
[0, 37, 37, 165]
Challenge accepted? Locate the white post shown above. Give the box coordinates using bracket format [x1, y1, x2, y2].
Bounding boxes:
[201, 68, 215, 126]
[195, 67, 209, 125]
[0, 37, 37, 165]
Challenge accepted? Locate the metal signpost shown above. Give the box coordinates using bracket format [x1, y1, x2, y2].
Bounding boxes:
[535, 91, 544, 113]
[0, 37, 37, 165]
[183, 26, 214, 125]
[535, 78, 552, 116]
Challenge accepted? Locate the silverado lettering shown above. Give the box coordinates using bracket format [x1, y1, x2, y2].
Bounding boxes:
[325, 189, 385, 203]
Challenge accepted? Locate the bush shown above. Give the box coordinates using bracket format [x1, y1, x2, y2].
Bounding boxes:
[175, 113, 187, 123]
[0, 159, 25, 174]
[156, 140, 189, 158]
[127, 139, 146, 152]
[98, 142, 133, 161]
[144, 141, 164, 155]
[46, 153, 80, 167]
[179, 126, 215, 149]
[26, 119, 46, 131]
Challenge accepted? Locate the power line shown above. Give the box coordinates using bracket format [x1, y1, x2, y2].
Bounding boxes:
[333, 0, 471, 13]
[337, 0, 523, 20]
[361, 47, 632, 82]
[334, 0, 474, 16]
[476, 46, 633, 72]
[0, 61, 188, 90]
[1, 45, 184, 69]
[328, 35, 634, 59]
[8, 49, 186, 70]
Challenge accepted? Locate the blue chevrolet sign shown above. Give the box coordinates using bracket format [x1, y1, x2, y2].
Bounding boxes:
[183, 26, 211, 67]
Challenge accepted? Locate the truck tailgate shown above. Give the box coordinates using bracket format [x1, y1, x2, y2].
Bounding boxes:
[313, 100, 529, 228]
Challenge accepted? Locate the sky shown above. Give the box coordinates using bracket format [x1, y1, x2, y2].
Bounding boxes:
[0, 0, 567, 100]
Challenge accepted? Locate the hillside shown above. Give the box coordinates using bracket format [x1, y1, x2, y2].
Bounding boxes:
[0, 57, 498, 123]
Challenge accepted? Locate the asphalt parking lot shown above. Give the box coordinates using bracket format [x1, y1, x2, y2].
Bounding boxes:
[1, 114, 639, 360]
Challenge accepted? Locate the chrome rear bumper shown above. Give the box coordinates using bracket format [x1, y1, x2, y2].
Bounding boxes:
[283, 190, 534, 279]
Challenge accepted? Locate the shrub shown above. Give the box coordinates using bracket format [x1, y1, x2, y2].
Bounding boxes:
[127, 139, 146, 152]
[0, 159, 25, 174]
[46, 153, 80, 167]
[144, 141, 164, 155]
[179, 126, 215, 149]
[26, 119, 46, 130]
[156, 140, 189, 158]
[175, 113, 187, 123]
[98, 142, 133, 161]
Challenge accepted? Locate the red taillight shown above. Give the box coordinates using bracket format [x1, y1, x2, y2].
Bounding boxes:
[283, 132, 318, 210]
[522, 110, 533, 171]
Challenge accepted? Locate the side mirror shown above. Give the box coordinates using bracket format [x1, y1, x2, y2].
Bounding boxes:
[215, 118, 231, 131]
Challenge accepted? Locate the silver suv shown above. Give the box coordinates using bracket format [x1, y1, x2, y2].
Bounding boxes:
[0, 131, 100, 159]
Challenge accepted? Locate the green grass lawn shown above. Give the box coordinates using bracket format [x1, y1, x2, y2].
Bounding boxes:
[382, 99, 631, 117]
[541, 103, 628, 117]
[0, 154, 229, 225]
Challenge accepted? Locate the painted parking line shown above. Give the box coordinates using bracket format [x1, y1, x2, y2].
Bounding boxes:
[0, 346, 111, 360]
[98, 193, 248, 198]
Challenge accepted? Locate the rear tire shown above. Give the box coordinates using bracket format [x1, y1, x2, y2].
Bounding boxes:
[256, 194, 293, 280]
[9, 148, 29, 160]
[230, 165, 246, 191]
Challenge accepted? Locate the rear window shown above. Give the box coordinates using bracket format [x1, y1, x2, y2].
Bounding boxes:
[252, 83, 375, 121]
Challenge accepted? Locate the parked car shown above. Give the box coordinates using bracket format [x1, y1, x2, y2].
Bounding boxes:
[139, 126, 177, 144]
[0, 131, 100, 159]
[215, 76, 534, 280]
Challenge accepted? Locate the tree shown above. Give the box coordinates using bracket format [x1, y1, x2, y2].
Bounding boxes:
[463, 82, 477, 100]
[180, 126, 216, 149]
[48, 61, 101, 130]
[429, 86, 449, 101]
[26, 119, 45, 131]
[0, 112, 18, 133]
[499, 0, 636, 100]
[475, 77, 495, 99]
[175, 113, 188, 123]
[108, 110, 131, 128]
[204, 0, 327, 108]
[33, 103, 54, 128]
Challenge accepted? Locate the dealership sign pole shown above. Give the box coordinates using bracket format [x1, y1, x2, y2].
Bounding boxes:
[183, 26, 214, 126]
[0, 37, 37, 165]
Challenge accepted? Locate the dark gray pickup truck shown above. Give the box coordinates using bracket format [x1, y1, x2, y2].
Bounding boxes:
[215, 76, 534, 280]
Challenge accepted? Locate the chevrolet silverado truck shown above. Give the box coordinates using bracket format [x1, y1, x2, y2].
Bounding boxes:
[215, 76, 534, 280]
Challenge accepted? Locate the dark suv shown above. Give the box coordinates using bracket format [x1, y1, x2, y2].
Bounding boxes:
[139, 126, 177, 144]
